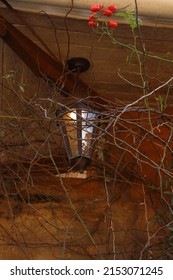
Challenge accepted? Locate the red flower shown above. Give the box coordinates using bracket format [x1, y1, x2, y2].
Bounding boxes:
[89, 14, 95, 20]
[88, 20, 97, 26]
[90, 4, 104, 13]
[108, 21, 118, 28]
[108, 4, 117, 12]
[102, 9, 112, 17]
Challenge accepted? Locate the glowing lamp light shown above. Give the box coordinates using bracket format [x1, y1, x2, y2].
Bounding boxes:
[57, 103, 99, 172]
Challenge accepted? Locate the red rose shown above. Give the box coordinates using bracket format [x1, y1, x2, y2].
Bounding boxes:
[88, 20, 97, 26]
[108, 21, 118, 28]
[107, 4, 117, 12]
[102, 9, 112, 17]
[90, 4, 104, 13]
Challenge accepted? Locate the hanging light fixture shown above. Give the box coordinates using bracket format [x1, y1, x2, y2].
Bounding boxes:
[56, 57, 100, 172]
[57, 102, 100, 172]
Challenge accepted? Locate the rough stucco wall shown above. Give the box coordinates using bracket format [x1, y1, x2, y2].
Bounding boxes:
[110, 110, 173, 185]
[0, 172, 169, 260]
[1, 104, 172, 260]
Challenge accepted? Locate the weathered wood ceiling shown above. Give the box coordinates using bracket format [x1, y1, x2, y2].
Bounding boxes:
[1, 4, 173, 104]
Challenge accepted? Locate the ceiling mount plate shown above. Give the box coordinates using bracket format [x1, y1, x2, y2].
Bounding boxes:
[66, 57, 90, 73]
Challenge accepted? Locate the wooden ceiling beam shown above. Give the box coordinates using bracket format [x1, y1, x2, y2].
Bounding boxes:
[0, 16, 99, 100]
[0, 19, 7, 36]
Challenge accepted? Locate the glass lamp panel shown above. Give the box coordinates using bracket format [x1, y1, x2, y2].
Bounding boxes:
[81, 111, 97, 155]
[63, 110, 78, 157]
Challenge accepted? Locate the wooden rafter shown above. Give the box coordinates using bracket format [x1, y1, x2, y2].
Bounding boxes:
[0, 15, 99, 99]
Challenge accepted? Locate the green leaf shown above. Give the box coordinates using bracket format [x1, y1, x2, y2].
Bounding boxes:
[117, 10, 142, 31]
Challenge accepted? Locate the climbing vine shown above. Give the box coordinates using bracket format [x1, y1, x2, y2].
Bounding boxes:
[0, 1, 173, 260]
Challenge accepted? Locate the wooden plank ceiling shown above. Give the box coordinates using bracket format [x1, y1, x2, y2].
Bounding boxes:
[1, 4, 173, 105]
